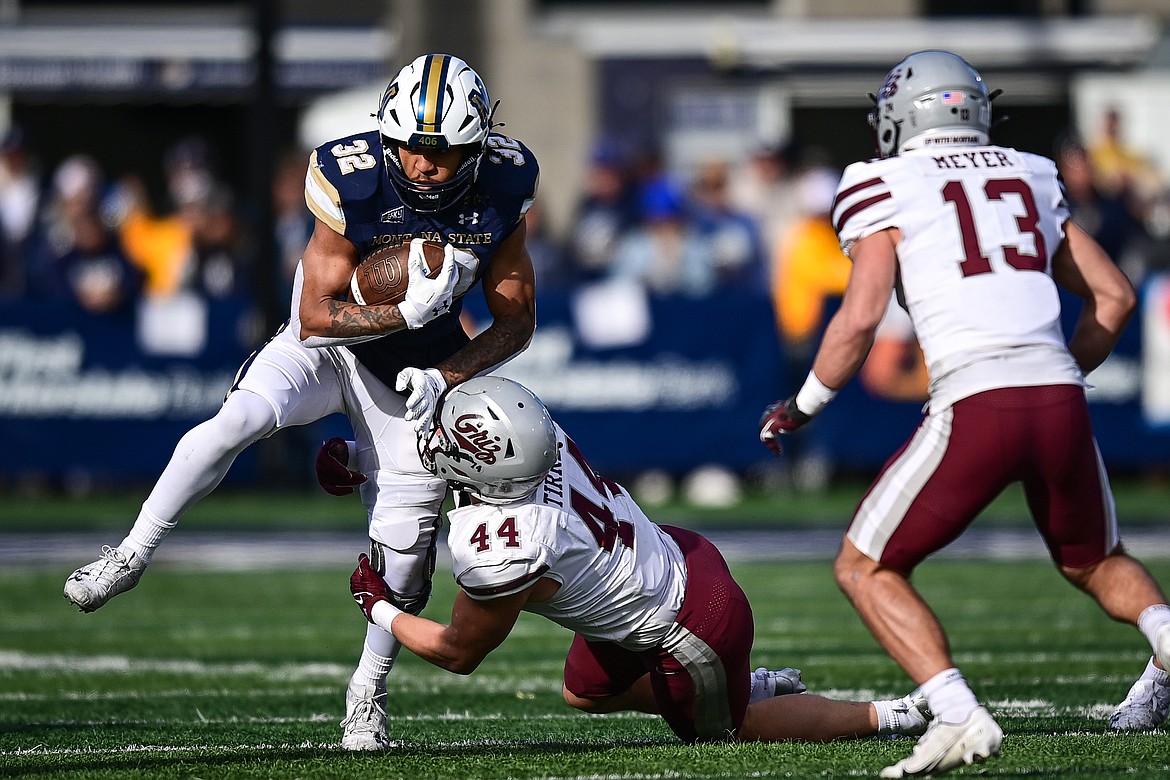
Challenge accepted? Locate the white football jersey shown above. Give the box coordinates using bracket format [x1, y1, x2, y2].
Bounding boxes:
[445, 424, 686, 651]
[833, 146, 1084, 409]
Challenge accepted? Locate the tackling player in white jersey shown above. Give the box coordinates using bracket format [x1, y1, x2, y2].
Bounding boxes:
[759, 50, 1170, 776]
[337, 376, 931, 744]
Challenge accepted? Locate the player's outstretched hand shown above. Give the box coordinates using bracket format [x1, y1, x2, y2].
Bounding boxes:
[396, 367, 447, 434]
[758, 396, 811, 456]
[398, 238, 457, 329]
[315, 437, 367, 496]
[351, 553, 391, 622]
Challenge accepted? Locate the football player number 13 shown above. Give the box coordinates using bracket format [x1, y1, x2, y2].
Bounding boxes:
[942, 177, 1047, 278]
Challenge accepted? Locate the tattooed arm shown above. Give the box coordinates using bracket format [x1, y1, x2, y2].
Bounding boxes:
[297, 217, 410, 346]
[433, 219, 537, 385]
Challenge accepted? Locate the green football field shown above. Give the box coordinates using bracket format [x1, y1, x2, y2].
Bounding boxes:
[4, 545, 1170, 779]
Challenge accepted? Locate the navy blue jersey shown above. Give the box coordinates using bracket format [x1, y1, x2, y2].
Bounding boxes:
[305, 131, 539, 388]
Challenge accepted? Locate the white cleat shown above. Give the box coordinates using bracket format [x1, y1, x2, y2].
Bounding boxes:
[749, 666, 807, 704]
[879, 706, 1002, 778]
[877, 691, 933, 737]
[340, 681, 390, 751]
[63, 546, 146, 613]
[1109, 675, 1170, 731]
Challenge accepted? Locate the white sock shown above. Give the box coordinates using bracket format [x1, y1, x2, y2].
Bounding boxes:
[1136, 656, 1170, 685]
[873, 697, 919, 735]
[921, 668, 979, 725]
[120, 507, 177, 564]
[350, 623, 399, 689]
[117, 391, 276, 564]
[1138, 604, 1170, 656]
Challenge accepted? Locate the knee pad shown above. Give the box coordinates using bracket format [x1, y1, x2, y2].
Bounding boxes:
[369, 539, 436, 616]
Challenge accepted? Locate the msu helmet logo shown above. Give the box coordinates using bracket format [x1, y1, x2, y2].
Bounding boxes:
[452, 414, 503, 465]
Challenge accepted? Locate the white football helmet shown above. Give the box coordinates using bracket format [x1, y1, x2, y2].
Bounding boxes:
[419, 376, 558, 504]
[376, 53, 494, 212]
[868, 50, 994, 158]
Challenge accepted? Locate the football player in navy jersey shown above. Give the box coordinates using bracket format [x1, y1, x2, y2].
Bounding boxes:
[64, 53, 540, 751]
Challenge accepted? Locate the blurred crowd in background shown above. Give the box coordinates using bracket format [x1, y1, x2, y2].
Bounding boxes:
[3, 102, 1170, 500]
[3, 104, 1168, 357]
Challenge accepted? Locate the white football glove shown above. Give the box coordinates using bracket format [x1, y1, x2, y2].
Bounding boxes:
[451, 247, 481, 297]
[397, 238, 457, 330]
[395, 367, 447, 434]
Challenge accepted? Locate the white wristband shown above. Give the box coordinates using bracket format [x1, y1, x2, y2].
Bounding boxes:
[794, 371, 837, 417]
[370, 600, 404, 636]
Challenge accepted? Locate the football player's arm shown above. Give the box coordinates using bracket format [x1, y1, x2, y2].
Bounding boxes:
[377, 589, 532, 675]
[432, 220, 537, 385]
[1052, 220, 1137, 374]
[297, 218, 410, 346]
[809, 228, 899, 390]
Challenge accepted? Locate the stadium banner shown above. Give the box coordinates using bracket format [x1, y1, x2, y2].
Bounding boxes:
[3, 281, 1168, 485]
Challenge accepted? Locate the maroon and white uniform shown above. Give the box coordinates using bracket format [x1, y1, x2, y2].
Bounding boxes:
[832, 146, 1118, 572]
[446, 424, 755, 742]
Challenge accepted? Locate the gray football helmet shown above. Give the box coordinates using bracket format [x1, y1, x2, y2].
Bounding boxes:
[418, 376, 558, 504]
[868, 50, 994, 158]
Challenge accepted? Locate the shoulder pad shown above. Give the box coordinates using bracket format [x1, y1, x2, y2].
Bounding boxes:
[476, 134, 540, 219]
[832, 158, 898, 255]
[306, 131, 383, 232]
[448, 504, 553, 601]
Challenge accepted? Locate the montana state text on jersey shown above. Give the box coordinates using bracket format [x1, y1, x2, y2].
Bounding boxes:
[304, 130, 539, 388]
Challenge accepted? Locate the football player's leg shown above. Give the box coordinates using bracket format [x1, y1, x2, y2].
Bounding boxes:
[65, 327, 344, 612]
[341, 527, 439, 751]
[133, 327, 343, 556]
[562, 635, 655, 714]
[836, 403, 1000, 689]
[1018, 386, 1170, 726]
[338, 356, 446, 749]
[836, 399, 1005, 774]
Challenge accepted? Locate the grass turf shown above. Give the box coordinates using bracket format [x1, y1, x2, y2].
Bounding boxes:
[3, 554, 1170, 778]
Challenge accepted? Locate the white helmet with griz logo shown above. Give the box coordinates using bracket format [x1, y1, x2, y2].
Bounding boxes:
[376, 53, 494, 212]
[869, 50, 997, 158]
[418, 376, 558, 504]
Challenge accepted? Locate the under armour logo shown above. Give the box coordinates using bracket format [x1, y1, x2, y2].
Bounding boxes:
[458, 212, 480, 226]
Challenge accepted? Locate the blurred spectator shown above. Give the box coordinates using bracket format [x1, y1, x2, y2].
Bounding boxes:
[689, 158, 768, 289]
[523, 200, 571, 290]
[115, 136, 219, 298]
[33, 154, 141, 315]
[772, 166, 852, 360]
[860, 293, 929, 403]
[49, 209, 142, 316]
[182, 183, 253, 299]
[1055, 134, 1149, 283]
[567, 140, 638, 282]
[1087, 107, 1162, 205]
[0, 125, 42, 298]
[770, 165, 853, 492]
[728, 142, 800, 262]
[609, 177, 714, 296]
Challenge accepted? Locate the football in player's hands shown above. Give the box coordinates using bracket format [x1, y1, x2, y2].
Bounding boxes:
[349, 241, 445, 306]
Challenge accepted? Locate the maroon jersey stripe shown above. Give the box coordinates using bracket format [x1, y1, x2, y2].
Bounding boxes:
[831, 176, 885, 215]
[834, 191, 893, 235]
